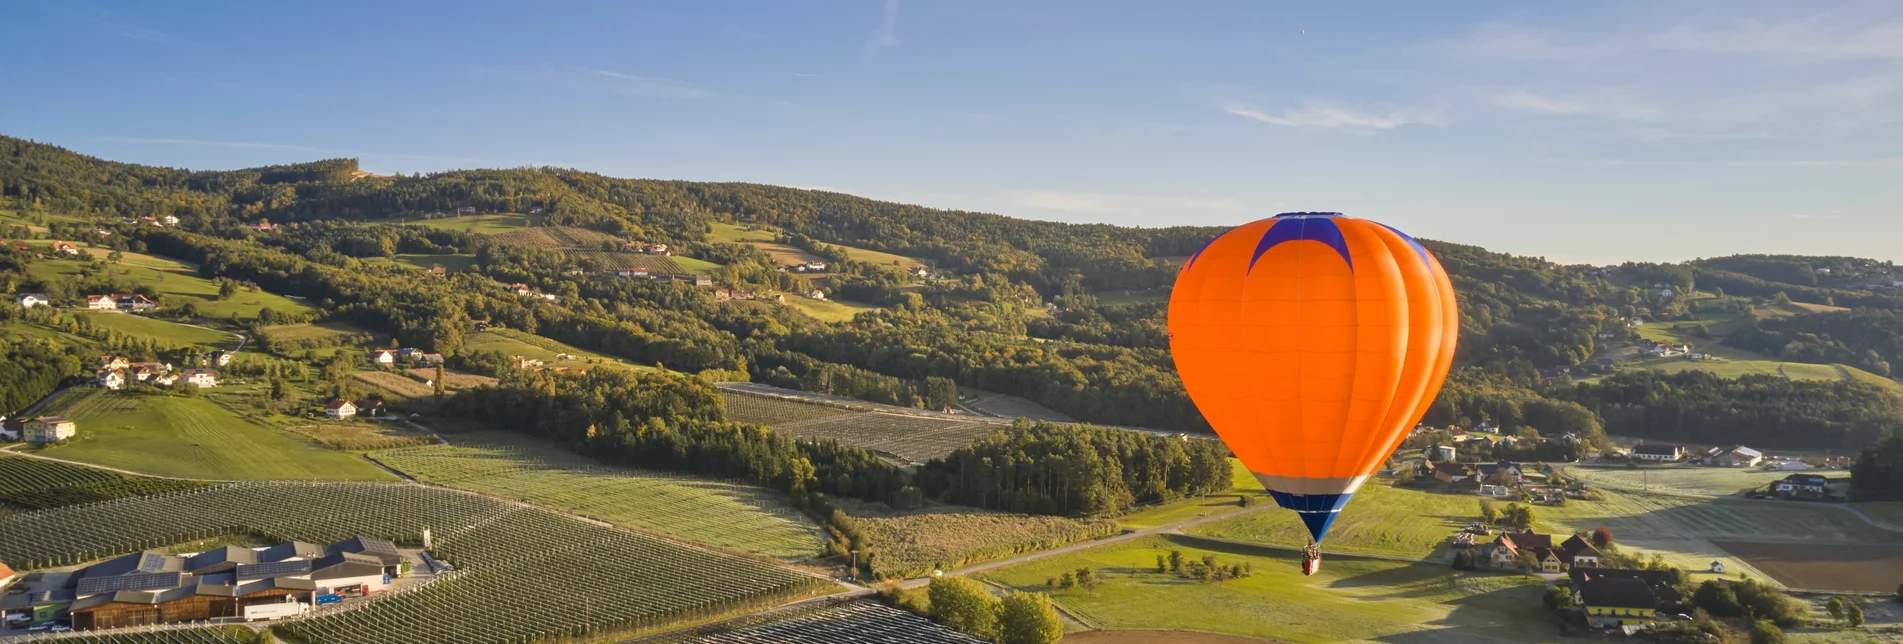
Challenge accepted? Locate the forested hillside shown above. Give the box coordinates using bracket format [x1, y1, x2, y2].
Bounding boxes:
[7, 134, 1903, 457]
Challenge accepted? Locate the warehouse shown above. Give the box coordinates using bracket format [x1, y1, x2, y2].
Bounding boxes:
[0, 536, 406, 631]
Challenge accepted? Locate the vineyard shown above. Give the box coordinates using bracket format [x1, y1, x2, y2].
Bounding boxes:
[676, 600, 982, 643]
[373, 432, 822, 558]
[0, 454, 208, 510]
[0, 482, 824, 644]
[489, 225, 624, 249]
[567, 250, 687, 274]
[721, 391, 1004, 462]
[857, 508, 1119, 579]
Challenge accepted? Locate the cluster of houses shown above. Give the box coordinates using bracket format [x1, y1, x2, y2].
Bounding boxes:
[1628, 443, 1820, 471]
[92, 355, 217, 390]
[116, 216, 179, 227]
[786, 260, 828, 273]
[507, 283, 559, 302]
[1416, 458, 1577, 501]
[1486, 530, 1604, 573]
[84, 294, 157, 312]
[1636, 339, 1703, 359]
[0, 416, 79, 444]
[322, 399, 385, 420]
[621, 241, 669, 256]
[368, 348, 443, 368]
[1476, 530, 1690, 629]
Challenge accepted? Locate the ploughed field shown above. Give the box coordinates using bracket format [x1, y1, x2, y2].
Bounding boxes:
[1714, 541, 1903, 592]
[0, 482, 821, 644]
[721, 391, 1004, 463]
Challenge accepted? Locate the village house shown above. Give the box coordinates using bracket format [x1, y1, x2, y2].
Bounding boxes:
[397, 348, 421, 362]
[353, 399, 385, 417]
[429, 264, 447, 276]
[162, 215, 180, 226]
[249, 221, 279, 232]
[910, 265, 932, 278]
[99, 356, 130, 371]
[52, 241, 80, 255]
[95, 369, 124, 390]
[1704, 445, 1762, 467]
[615, 268, 651, 279]
[1767, 459, 1811, 471]
[13, 293, 48, 308]
[509, 283, 532, 296]
[795, 261, 828, 272]
[207, 350, 235, 367]
[128, 363, 169, 382]
[1488, 531, 1604, 573]
[1773, 473, 1829, 500]
[1431, 445, 1457, 462]
[1570, 568, 1681, 628]
[153, 373, 179, 387]
[24, 417, 77, 444]
[647, 243, 669, 256]
[114, 294, 157, 311]
[694, 274, 714, 288]
[370, 350, 398, 366]
[85, 295, 119, 311]
[418, 353, 444, 366]
[808, 289, 826, 300]
[182, 370, 218, 388]
[1629, 443, 1683, 462]
[324, 399, 357, 420]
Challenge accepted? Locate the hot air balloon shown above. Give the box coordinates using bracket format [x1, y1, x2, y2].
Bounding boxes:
[1167, 212, 1458, 575]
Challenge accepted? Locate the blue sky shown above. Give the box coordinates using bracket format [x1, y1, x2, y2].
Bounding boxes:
[4, 1, 1900, 264]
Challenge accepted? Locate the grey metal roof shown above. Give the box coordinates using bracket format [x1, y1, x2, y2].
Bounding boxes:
[75, 571, 182, 595]
[259, 541, 327, 562]
[187, 546, 260, 573]
[236, 576, 317, 595]
[235, 559, 312, 580]
[327, 536, 402, 565]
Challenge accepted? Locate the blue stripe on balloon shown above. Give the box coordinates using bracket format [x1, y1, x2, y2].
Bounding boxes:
[1249, 216, 1353, 272]
[1377, 223, 1431, 266]
[1181, 235, 1220, 271]
[1266, 490, 1354, 543]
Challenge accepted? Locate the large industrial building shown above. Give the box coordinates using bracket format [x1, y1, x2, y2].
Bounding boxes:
[0, 536, 405, 630]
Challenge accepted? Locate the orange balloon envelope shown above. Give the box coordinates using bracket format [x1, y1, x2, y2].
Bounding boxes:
[1168, 212, 1458, 544]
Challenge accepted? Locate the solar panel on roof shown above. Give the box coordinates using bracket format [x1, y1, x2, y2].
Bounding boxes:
[235, 559, 312, 579]
[138, 553, 170, 572]
[76, 571, 181, 595]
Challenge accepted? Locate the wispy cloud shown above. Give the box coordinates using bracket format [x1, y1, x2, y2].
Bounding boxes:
[480, 66, 709, 99]
[868, 0, 902, 52]
[97, 137, 552, 167]
[1481, 89, 1663, 121]
[1221, 102, 1444, 132]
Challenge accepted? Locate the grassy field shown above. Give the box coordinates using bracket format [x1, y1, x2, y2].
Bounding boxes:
[673, 255, 724, 274]
[32, 389, 396, 481]
[387, 253, 478, 272]
[77, 312, 236, 349]
[409, 213, 532, 234]
[979, 534, 1553, 643]
[28, 251, 315, 319]
[709, 222, 777, 243]
[462, 328, 663, 373]
[1118, 461, 1266, 530]
[285, 422, 435, 451]
[1190, 480, 1475, 561]
[374, 431, 822, 559]
[353, 370, 435, 400]
[1854, 502, 1903, 529]
[1563, 463, 1793, 497]
[783, 294, 877, 322]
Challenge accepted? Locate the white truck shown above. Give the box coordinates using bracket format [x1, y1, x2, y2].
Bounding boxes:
[243, 601, 310, 621]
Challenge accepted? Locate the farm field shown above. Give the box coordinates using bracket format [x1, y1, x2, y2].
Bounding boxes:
[567, 250, 687, 273]
[673, 254, 724, 274]
[708, 222, 777, 243]
[353, 369, 434, 400]
[755, 410, 999, 463]
[75, 312, 236, 349]
[386, 253, 478, 273]
[409, 213, 531, 234]
[1562, 463, 1794, 497]
[1629, 355, 1850, 381]
[679, 600, 981, 643]
[960, 388, 1074, 422]
[855, 506, 1118, 579]
[783, 294, 877, 322]
[286, 422, 435, 451]
[0, 482, 822, 644]
[492, 225, 623, 249]
[723, 392, 858, 425]
[32, 389, 396, 481]
[0, 453, 208, 509]
[257, 321, 379, 356]
[978, 534, 1553, 643]
[29, 252, 315, 319]
[409, 367, 496, 390]
[374, 431, 822, 558]
[1855, 502, 1903, 529]
[709, 223, 925, 271]
[462, 328, 663, 373]
[1715, 541, 1903, 592]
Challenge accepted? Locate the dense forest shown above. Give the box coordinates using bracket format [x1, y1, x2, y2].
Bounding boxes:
[7, 134, 1903, 457]
[917, 422, 1234, 515]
